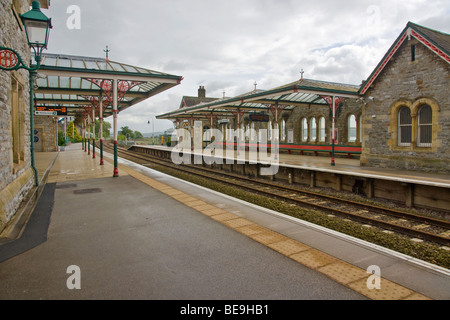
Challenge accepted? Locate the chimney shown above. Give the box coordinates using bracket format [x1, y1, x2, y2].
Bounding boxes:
[198, 86, 206, 98]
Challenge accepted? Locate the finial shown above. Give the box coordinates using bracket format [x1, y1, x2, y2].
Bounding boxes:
[104, 45, 110, 61]
[300, 69, 305, 80]
[254, 81, 257, 91]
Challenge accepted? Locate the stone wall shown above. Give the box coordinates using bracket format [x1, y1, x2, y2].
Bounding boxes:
[0, 0, 34, 232]
[34, 116, 57, 152]
[361, 37, 450, 173]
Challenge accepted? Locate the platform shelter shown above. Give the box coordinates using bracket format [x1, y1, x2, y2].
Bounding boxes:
[33, 53, 183, 177]
[157, 78, 361, 166]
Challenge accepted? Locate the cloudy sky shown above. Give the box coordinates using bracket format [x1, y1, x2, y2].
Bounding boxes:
[43, 0, 450, 134]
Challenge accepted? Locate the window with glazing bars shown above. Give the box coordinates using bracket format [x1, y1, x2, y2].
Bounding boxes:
[301, 118, 308, 142]
[310, 117, 317, 142]
[398, 107, 412, 146]
[348, 115, 357, 142]
[281, 119, 286, 141]
[418, 105, 432, 147]
[318, 117, 326, 142]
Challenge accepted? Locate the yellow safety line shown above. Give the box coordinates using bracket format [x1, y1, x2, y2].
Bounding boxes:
[111, 158, 431, 300]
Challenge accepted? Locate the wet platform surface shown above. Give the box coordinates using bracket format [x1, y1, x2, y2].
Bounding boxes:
[0, 143, 449, 301]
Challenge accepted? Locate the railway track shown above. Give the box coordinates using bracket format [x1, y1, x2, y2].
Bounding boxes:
[104, 144, 450, 247]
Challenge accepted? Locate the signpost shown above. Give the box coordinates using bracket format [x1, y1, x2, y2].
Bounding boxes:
[249, 113, 270, 122]
[35, 110, 57, 116]
[35, 105, 67, 115]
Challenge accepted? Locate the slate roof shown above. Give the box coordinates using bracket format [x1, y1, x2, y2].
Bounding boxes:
[410, 22, 450, 56]
[180, 96, 219, 109]
[360, 21, 450, 94]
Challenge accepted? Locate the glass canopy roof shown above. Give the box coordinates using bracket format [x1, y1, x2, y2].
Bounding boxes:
[34, 53, 183, 117]
[157, 78, 361, 120]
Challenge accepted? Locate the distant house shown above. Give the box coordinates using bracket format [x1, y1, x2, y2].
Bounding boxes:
[179, 86, 219, 109]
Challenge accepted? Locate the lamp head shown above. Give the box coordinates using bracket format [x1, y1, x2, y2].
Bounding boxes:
[20, 1, 52, 60]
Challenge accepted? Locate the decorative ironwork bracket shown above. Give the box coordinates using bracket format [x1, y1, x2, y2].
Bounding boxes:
[0, 46, 40, 72]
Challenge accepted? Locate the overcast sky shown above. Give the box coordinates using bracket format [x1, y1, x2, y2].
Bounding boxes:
[43, 0, 450, 134]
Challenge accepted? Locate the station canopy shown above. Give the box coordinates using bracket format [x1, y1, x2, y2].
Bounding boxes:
[33, 53, 183, 117]
[157, 78, 361, 121]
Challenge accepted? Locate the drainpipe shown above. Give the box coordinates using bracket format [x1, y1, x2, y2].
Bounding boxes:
[29, 69, 39, 187]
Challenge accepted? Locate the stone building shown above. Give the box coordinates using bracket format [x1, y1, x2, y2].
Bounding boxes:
[159, 22, 448, 172]
[0, 0, 50, 233]
[360, 22, 450, 173]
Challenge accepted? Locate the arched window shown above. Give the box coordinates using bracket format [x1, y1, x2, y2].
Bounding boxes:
[251, 122, 256, 141]
[359, 116, 362, 143]
[268, 121, 273, 141]
[310, 117, 317, 142]
[418, 105, 432, 147]
[398, 107, 412, 146]
[281, 119, 286, 141]
[318, 117, 326, 142]
[348, 115, 357, 142]
[301, 118, 308, 142]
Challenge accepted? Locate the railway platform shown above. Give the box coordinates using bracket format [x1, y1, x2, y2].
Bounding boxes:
[131, 144, 450, 188]
[0, 143, 449, 303]
[131, 144, 450, 214]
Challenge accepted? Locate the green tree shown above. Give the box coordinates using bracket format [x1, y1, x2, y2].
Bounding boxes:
[95, 120, 111, 138]
[66, 122, 82, 143]
[134, 131, 143, 139]
[119, 126, 135, 139]
[58, 130, 66, 146]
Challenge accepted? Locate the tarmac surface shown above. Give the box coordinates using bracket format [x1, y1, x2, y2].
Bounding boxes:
[0, 143, 449, 303]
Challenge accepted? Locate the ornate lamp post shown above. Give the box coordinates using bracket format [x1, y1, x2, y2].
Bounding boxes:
[0, 1, 52, 186]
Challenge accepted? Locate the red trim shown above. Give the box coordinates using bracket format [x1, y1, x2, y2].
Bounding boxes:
[411, 29, 450, 63]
